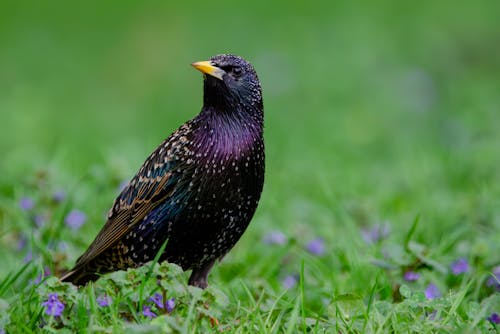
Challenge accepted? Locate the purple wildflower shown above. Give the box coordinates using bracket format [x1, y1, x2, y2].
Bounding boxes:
[65, 210, 87, 230]
[166, 298, 175, 313]
[424, 283, 441, 300]
[52, 190, 66, 203]
[306, 238, 325, 256]
[142, 305, 156, 319]
[33, 214, 46, 228]
[450, 258, 469, 275]
[361, 223, 391, 244]
[149, 292, 164, 309]
[42, 293, 65, 317]
[97, 295, 111, 307]
[263, 231, 287, 245]
[403, 271, 420, 282]
[58, 242, 68, 251]
[487, 313, 500, 324]
[19, 197, 34, 211]
[282, 275, 298, 289]
[23, 251, 33, 263]
[486, 266, 500, 291]
[17, 234, 27, 250]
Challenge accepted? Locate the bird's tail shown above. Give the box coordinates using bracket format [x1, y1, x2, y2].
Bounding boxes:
[60, 267, 98, 286]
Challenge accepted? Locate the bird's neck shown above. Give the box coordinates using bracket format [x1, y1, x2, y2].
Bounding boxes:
[202, 78, 263, 120]
[193, 106, 263, 159]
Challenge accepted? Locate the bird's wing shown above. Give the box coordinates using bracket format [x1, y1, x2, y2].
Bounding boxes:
[73, 140, 182, 267]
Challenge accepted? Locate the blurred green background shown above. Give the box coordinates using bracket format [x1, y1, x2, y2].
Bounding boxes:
[1, 0, 499, 272]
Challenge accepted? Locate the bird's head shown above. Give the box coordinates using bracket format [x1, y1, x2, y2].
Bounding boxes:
[192, 54, 262, 113]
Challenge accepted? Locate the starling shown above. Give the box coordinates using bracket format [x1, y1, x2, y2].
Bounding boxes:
[61, 54, 264, 288]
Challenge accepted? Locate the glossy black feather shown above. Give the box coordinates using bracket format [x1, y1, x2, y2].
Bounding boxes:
[61, 54, 265, 288]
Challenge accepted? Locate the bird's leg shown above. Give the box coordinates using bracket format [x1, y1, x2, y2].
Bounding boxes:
[188, 259, 216, 289]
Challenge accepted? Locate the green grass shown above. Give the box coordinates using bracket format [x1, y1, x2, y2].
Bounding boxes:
[1, 0, 500, 332]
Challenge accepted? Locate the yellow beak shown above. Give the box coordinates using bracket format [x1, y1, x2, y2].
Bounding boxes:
[191, 61, 225, 80]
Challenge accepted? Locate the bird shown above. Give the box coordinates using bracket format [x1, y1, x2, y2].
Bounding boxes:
[61, 54, 265, 289]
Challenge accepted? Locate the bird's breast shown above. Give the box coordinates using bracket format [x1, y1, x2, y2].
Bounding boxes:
[179, 122, 264, 220]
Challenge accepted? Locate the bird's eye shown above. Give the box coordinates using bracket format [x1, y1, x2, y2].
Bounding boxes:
[232, 67, 242, 76]
[221, 66, 242, 77]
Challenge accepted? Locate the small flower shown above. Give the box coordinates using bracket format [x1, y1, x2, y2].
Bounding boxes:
[19, 197, 34, 211]
[166, 298, 175, 313]
[142, 305, 156, 319]
[65, 210, 87, 230]
[97, 295, 111, 307]
[450, 258, 469, 275]
[149, 292, 163, 309]
[282, 275, 298, 289]
[263, 231, 287, 245]
[17, 234, 27, 250]
[52, 190, 66, 203]
[424, 283, 441, 300]
[361, 223, 391, 244]
[33, 214, 46, 227]
[487, 313, 500, 324]
[23, 251, 33, 263]
[486, 266, 500, 291]
[306, 238, 325, 256]
[42, 293, 65, 317]
[403, 271, 420, 282]
[58, 241, 68, 251]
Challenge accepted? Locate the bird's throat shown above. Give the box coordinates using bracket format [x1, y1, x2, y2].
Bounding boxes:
[194, 106, 263, 160]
